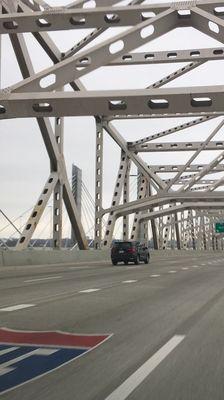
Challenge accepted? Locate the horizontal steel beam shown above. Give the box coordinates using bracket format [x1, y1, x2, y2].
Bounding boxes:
[66, 0, 122, 8]
[111, 47, 224, 65]
[102, 191, 224, 217]
[139, 202, 224, 222]
[0, 4, 171, 33]
[130, 141, 224, 152]
[150, 164, 224, 173]
[9, 9, 177, 92]
[1, 86, 224, 118]
[1, 1, 223, 35]
[165, 179, 219, 185]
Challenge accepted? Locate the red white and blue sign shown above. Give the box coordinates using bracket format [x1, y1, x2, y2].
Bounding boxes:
[0, 327, 111, 395]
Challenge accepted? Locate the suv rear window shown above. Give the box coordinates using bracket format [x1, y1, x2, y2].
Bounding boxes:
[113, 242, 133, 249]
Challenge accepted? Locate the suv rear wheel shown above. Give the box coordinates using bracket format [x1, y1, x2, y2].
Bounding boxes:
[112, 260, 117, 265]
[135, 255, 140, 265]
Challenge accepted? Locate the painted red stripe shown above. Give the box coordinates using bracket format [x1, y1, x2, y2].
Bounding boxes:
[0, 329, 109, 348]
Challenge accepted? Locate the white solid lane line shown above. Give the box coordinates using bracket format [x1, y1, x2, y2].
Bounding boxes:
[150, 274, 160, 278]
[0, 304, 35, 312]
[105, 335, 185, 400]
[24, 275, 62, 283]
[79, 289, 100, 294]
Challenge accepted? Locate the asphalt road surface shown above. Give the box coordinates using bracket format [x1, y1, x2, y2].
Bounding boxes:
[1, 252, 224, 399]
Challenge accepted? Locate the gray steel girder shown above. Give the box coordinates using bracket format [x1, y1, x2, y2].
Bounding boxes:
[8, 9, 178, 93]
[165, 179, 220, 186]
[111, 47, 224, 65]
[129, 141, 224, 152]
[132, 116, 214, 146]
[166, 119, 224, 190]
[0, 4, 172, 33]
[138, 202, 224, 223]
[102, 191, 224, 218]
[2, 0, 224, 36]
[4, 0, 88, 250]
[1, 86, 224, 118]
[150, 164, 224, 173]
[103, 123, 166, 192]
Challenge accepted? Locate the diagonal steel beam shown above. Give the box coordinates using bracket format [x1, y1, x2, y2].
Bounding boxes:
[168, 119, 224, 190]
[5, 1, 88, 249]
[16, 172, 58, 250]
[191, 6, 224, 44]
[179, 149, 224, 192]
[20, 0, 50, 10]
[207, 176, 224, 191]
[7, 9, 177, 93]
[103, 151, 130, 246]
[103, 122, 167, 191]
[132, 116, 215, 146]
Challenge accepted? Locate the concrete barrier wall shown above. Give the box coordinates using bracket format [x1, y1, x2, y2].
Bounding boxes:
[0, 249, 220, 267]
[0, 249, 110, 267]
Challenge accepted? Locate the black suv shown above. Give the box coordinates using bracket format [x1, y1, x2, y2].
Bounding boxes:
[111, 241, 150, 265]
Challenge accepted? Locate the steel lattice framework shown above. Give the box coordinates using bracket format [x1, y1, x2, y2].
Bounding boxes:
[1, 0, 224, 251]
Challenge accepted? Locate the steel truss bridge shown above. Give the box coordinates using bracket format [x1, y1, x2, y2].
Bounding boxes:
[1, 0, 224, 252]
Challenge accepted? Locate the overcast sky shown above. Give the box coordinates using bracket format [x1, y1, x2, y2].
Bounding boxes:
[1, 0, 224, 239]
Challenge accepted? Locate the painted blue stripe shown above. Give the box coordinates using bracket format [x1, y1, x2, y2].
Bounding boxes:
[0, 345, 10, 350]
[0, 346, 37, 364]
[0, 347, 87, 394]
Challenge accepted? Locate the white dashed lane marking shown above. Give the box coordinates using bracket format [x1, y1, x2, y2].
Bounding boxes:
[182, 267, 189, 270]
[0, 304, 35, 312]
[168, 270, 177, 274]
[122, 280, 138, 284]
[79, 289, 101, 294]
[24, 276, 62, 283]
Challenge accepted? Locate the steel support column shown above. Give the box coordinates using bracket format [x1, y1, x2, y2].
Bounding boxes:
[123, 159, 131, 241]
[103, 151, 129, 247]
[94, 118, 104, 249]
[52, 115, 64, 249]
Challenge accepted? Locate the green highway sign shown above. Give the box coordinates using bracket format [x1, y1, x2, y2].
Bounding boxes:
[215, 222, 224, 233]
